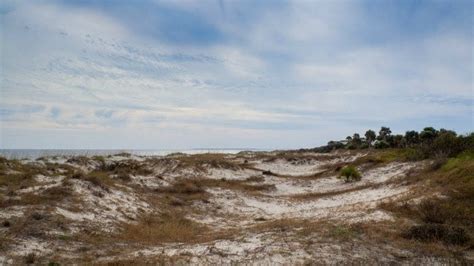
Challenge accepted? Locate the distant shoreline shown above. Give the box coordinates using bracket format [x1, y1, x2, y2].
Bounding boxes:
[0, 148, 269, 160]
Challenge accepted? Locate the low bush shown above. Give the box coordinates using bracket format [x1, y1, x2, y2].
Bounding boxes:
[374, 140, 390, 149]
[156, 180, 205, 194]
[403, 224, 470, 245]
[25, 253, 36, 264]
[418, 199, 446, 224]
[339, 166, 361, 182]
[83, 171, 114, 191]
[119, 212, 209, 244]
[41, 185, 73, 201]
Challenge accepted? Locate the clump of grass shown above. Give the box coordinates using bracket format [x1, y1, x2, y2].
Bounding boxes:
[441, 150, 474, 172]
[418, 199, 446, 224]
[290, 184, 372, 200]
[119, 212, 209, 244]
[327, 224, 359, 241]
[4, 183, 74, 207]
[198, 178, 276, 194]
[0, 160, 49, 190]
[0, 235, 11, 251]
[41, 185, 73, 201]
[338, 165, 361, 182]
[25, 253, 36, 264]
[172, 153, 244, 171]
[245, 175, 265, 182]
[156, 180, 205, 194]
[403, 224, 470, 245]
[98, 160, 154, 179]
[114, 152, 132, 157]
[355, 149, 424, 165]
[66, 156, 91, 165]
[83, 171, 115, 191]
[155, 180, 209, 204]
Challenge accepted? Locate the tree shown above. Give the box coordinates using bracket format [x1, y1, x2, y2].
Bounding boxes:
[405, 130, 420, 146]
[377, 126, 392, 141]
[391, 134, 405, 148]
[365, 130, 376, 147]
[439, 128, 457, 137]
[420, 127, 438, 143]
[352, 133, 362, 146]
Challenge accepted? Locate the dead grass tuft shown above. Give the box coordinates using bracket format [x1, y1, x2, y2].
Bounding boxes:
[290, 184, 373, 200]
[82, 171, 115, 191]
[118, 212, 210, 244]
[172, 153, 244, 171]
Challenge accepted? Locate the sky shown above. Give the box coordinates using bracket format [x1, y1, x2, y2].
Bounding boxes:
[0, 0, 473, 149]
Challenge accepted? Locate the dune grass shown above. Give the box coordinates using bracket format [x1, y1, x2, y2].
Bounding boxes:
[119, 212, 209, 244]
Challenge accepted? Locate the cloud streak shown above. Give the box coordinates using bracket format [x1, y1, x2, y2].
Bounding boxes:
[0, 0, 472, 149]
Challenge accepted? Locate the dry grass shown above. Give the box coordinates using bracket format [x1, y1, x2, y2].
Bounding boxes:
[250, 151, 339, 164]
[289, 183, 373, 201]
[250, 218, 312, 234]
[1, 179, 74, 208]
[6, 209, 69, 241]
[199, 178, 276, 194]
[118, 212, 210, 244]
[0, 161, 46, 190]
[66, 156, 92, 165]
[99, 160, 154, 178]
[378, 151, 474, 255]
[72, 170, 116, 192]
[156, 177, 276, 200]
[97, 257, 172, 266]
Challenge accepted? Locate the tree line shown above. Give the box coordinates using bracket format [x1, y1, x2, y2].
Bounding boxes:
[315, 126, 473, 159]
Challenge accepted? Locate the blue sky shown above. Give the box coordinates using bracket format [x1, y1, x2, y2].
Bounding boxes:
[0, 0, 472, 149]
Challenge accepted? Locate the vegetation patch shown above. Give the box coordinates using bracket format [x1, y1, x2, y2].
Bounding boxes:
[290, 184, 373, 200]
[119, 212, 210, 244]
[381, 151, 474, 248]
[77, 171, 116, 192]
[338, 165, 361, 182]
[403, 224, 470, 246]
[171, 153, 245, 171]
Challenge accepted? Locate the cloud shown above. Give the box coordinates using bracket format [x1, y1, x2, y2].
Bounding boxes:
[1, 0, 472, 149]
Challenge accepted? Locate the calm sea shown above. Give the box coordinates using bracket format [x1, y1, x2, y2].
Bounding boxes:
[0, 149, 264, 160]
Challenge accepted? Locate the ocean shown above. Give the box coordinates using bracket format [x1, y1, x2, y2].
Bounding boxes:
[0, 149, 264, 160]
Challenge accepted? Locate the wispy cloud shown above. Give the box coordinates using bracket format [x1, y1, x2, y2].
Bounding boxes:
[1, 0, 472, 149]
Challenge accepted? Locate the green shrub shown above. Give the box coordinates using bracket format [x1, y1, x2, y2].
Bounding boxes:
[359, 143, 369, 149]
[374, 140, 390, 149]
[339, 166, 361, 182]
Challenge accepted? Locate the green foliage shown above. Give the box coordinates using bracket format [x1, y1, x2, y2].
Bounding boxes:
[442, 151, 474, 171]
[420, 127, 438, 143]
[377, 126, 392, 141]
[324, 127, 472, 162]
[339, 165, 361, 182]
[359, 143, 369, 149]
[369, 148, 422, 162]
[405, 130, 419, 146]
[374, 140, 390, 149]
[365, 130, 376, 146]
